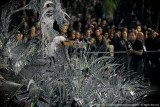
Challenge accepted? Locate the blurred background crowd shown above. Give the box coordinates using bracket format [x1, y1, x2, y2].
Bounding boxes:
[0, 0, 160, 86]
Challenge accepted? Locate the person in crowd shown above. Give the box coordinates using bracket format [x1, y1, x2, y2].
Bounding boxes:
[96, 35, 107, 57]
[121, 31, 129, 54]
[73, 17, 81, 29]
[15, 30, 23, 46]
[107, 33, 115, 57]
[94, 29, 101, 44]
[97, 18, 102, 26]
[104, 32, 110, 55]
[114, 31, 122, 58]
[137, 32, 149, 75]
[136, 25, 142, 33]
[123, 27, 128, 33]
[70, 30, 76, 38]
[86, 37, 97, 59]
[84, 29, 91, 43]
[29, 26, 36, 41]
[88, 27, 94, 36]
[97, 35, 107, 51]
[88, 38, 97, 52]
[36, 29, 41, 42]
[137, 32, 144, 42]
[128, 31, 144, 76]
[69, 33, 76, 41]
[75, 32, 81, 42]
[142, 25, 148, 37]
[29, 17, 36, 28]
[120, 31, 130, 70]
[79, 34, 85, 42]
[97, 26, 103, 35]
[145, 30, 159, 70]
[68, 20, 74, 33]
[101, 19, 108, 34]
[104, 32, 109, 39]
[21, 21, 29, 43]
[75, 21, 82, 32]
[35, 21, 40, 30]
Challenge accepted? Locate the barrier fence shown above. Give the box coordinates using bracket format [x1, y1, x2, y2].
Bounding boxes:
[86, 50, 160, 54]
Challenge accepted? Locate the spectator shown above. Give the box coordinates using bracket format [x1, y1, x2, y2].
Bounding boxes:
[136, 25, 142, 33]
[96, 35, 107, 57]
[145, 30, 159, 69]
[102, 19, 108, 34]
[36, 29, 41, 41]
[15, 30, 23, 46]
[120, 31, 129, 70]
[29, 26, 36, 41]
[88, 38, 97, 52]
[97, 26, 103, 35]
[104, 32, 109, 39]
[68, 20, 74, 33]
[97, 17, 102, 26]
[75, 21, 82, 32]
[70, 34, 76, 41]
[123, 26, 128, 33]
[69, 30, 76, 38]
[75, 32, 81, 42]
[35, 21, 40, 30]
[29, 16, 36, 28]
[128, 32, 144, 76]
[137, 32, 148, 74]
[79, 33, 85, 42]
[104, 32, 109, 48]
[84, 29, 91, 43]
[121, 31, 128, 55]
[94, 29, 101, 44]
[142, 25, 148, 38]
[108, 33, 115, 56]
[122, 31, 128, 41]
[88, 27, 94, 36]
[21, 21, 29, 42]
[114, 31, 122, 58]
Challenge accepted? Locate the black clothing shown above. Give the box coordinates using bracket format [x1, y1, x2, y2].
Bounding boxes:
[129, 39, 143, 60]
[145, 37, 159, 65]
[114, 37, 122, 57]
[128, 39, 144, 74]
[96, 37, 107, 57]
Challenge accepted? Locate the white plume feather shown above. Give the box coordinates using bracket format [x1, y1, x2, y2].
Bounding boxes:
[43, 1, 53, 8]
[48, 36, 66, 56]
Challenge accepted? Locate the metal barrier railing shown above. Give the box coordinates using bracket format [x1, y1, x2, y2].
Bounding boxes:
[86, 50, 159, 54]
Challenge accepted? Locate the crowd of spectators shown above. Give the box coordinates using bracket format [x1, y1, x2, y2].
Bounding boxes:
[63, 0, 160, 78]
[1, 0, 160, 79]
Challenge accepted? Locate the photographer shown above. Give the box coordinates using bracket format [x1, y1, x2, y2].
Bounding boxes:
[137, 32, 148, 76]
[128, 31, 144, 76]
